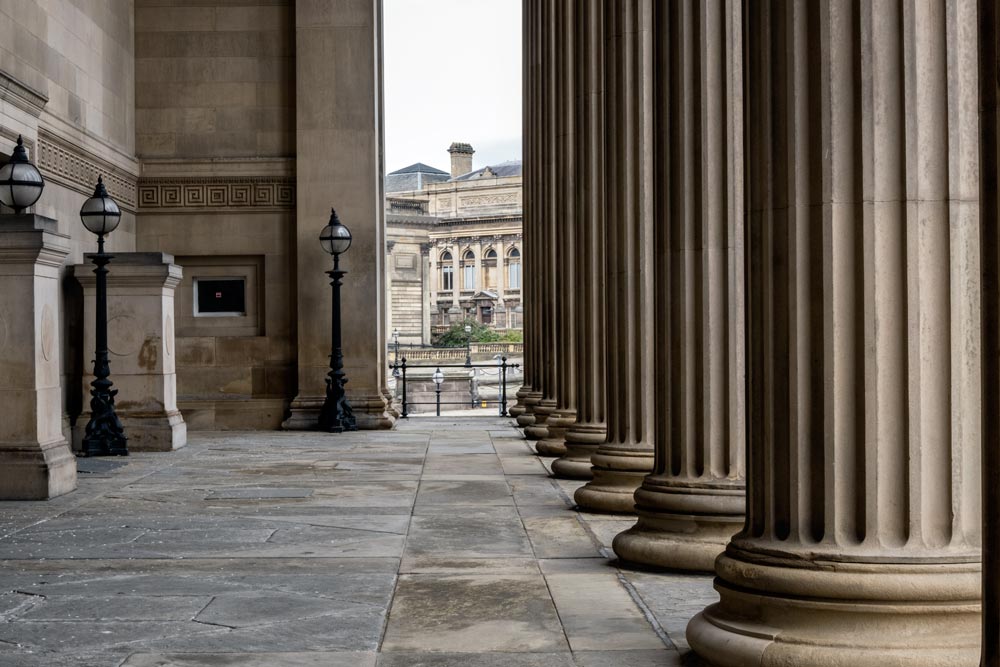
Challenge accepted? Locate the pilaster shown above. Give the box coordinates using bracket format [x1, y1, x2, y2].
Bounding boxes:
[688, 1, 982, 662]
[0, 215, 76, 499]
[284, 0, 394, 430]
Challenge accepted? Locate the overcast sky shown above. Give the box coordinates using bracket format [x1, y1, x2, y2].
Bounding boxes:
[383, 0, 522, 174]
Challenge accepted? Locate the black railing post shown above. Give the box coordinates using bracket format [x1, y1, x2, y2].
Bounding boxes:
[401, 357, 408, 418]
[500, 356, 508, 417]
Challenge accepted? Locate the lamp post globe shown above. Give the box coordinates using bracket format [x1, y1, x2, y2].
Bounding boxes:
[79, 176, 128, 457]
[0, 135, 45, 213]
[318, 208, 357, 433]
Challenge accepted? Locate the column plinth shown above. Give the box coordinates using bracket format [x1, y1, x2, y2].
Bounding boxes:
[574, 445, 654, 513]
[552, 421, 605, 479]
[689, 546, 980, 667]
[613, 475, 743, 571]
[523, 397, 555, 440]
[508, 384, 531, 417]
[515, 390, 543, 426]
[535, 408, 574, 456]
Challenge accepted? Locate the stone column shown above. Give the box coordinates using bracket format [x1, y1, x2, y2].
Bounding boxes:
[613, 0, 744, 571]
[0, 215, 76, 499]
[73, 253, 186, 452]
[536, 0, 576, 457]
[525, 0, 558, 443]
[284, 0, 394, 430]
[553, 0, 608, 479]
[980, 3, 1000, 664]
[514, 0, 544, 424]
[574, 0, 656, 513]
[451, 240, 461, 317]
[688, 1, 982, 663]
[420, 243, 432, 344]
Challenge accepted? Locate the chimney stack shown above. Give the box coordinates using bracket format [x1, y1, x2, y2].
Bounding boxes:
[448, 142, 474, 177]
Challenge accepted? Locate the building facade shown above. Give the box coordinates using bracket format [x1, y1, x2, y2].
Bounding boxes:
[385, 143, 522, 345]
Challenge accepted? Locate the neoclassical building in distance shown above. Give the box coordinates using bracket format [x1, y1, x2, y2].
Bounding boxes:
[385, 142, 522, 345]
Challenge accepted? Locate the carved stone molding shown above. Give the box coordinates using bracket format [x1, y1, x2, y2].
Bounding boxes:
[137, 176, 296, 212]
[36, 130, 138, 212]
[0, 71, 47, 118]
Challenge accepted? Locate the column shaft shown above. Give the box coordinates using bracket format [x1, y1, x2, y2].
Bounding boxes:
[688, 1, 981, 663]
[980, 2, 1000, 664]
[575, 0, 656, 513]
[612, 0, 745, 571]
[537, 0, 578, 457]
[514, 0, 544, 423]
[554, 0, 609, 479]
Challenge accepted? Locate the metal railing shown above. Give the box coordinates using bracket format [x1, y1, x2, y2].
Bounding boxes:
[388, 357, 521, 417]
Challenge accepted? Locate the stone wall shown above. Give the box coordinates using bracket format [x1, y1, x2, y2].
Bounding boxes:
[133, 0, 297, 429]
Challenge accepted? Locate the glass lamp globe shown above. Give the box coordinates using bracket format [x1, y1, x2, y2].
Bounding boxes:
[80, 177, 122, 235]
[319, 209, 352, 255]
[432, 368, 444, 386]
[464, 324, 472, 334]
[0, 136, 45, 213]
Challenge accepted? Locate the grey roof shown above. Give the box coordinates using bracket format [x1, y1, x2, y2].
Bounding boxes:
[389, 162, 449, 175]
[452, 160, 523, 181]
[385, 162, 451, 193]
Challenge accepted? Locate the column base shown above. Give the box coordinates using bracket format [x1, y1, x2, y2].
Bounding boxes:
[120, 411, 187, 452]
[524, 397, 556, 440]
[611, 474, 744, 572]
[687, 547, 981, 667]
[574, 444, 653, 513]
[283, 393, 396, 431]
[508, 385, 531, 418]
[551, 420, 605, 479]
[0, 439, 77, 500]
[535, 408, 574, 456]
[515, 391, 543, 427]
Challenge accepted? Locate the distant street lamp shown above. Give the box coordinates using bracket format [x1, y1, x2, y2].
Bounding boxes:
[392, 327, 400, 377]
[318, 209, 357, 433]
[464, 323, 473, 367]
[0, 136, 44, 213]
[80, 177, 128, 456]
[433, 368, 445, 416]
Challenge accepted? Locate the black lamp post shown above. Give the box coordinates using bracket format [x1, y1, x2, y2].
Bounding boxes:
[392, 327, 400, 377]
[464, 323, 473, 367]
[80, 177, 128, 456]
[0, 136, 44, 213]
[318, 209, 357, 433]
[433, 368, 444, 416]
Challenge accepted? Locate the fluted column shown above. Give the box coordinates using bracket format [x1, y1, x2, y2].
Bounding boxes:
[524, 0, 558, 442]
[537, 0, 577, 457]
[553, 0, 608, 479]
[979, 3, 1000, 665]
[614, 0, 744, 571]
[688, 1, 981, 664]
[575, 0, 656, 512]
[514, 0, 543, 424]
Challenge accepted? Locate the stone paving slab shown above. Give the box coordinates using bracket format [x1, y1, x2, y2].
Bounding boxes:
[0, 417, 708, 665]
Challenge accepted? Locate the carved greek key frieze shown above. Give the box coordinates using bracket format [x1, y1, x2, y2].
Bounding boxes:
[458, 193, 519, 207]
[137, 177, 296, 211]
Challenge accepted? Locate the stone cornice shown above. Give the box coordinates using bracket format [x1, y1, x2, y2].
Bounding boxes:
[36, 129, 139, 213]
[0, 71, 48, 118]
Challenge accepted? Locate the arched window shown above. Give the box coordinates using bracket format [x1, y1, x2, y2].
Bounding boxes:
[506, 246, 521, 290]
[462, 249, 476, 289]
[483, 248, 498, 290]
[440, 251, 454, 291]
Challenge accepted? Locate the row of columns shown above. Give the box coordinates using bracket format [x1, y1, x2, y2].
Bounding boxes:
[518, 0, 987, 664]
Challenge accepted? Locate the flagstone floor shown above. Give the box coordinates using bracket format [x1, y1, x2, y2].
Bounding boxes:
[0, 417, 716, 666]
